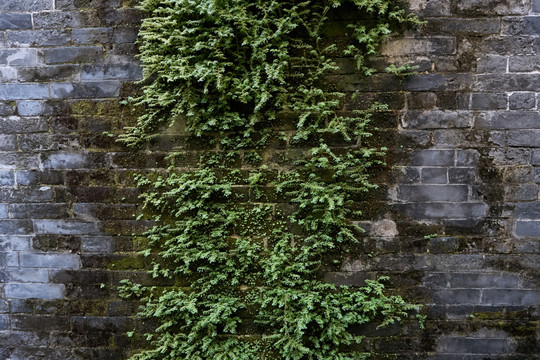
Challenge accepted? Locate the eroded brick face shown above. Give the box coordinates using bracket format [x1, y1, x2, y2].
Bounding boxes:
[0, 0, 538, 359]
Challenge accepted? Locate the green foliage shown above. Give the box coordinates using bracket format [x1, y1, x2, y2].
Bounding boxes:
[385, 63, 420, 79]
[120, 0, 422, 359]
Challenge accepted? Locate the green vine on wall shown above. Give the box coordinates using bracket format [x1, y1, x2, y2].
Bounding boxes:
[119, 1, 423, 359]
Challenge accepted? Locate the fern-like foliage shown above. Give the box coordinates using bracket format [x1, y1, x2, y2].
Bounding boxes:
[119, 0, 423, 359]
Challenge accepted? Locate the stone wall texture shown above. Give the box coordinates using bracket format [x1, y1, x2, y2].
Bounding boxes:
[0, 0, 539, 359]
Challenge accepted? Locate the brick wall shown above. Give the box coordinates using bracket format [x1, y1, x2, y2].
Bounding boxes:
[0, 0, 538, 359]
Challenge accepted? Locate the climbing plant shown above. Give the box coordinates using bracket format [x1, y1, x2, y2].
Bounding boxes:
[119, 0, 422, 359]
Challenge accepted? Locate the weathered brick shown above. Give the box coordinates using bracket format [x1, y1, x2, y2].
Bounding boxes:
[421, 167, 447, 184]
[33, 11, 82, 29]
[81, 63, 142, 80]
[393, 203, 488, 219]
[397, 185, 469, 202]
[382, 38, 455, 56]
[402, 111, 471, 129]
[515, 220, 540, 237]
[0, 14, 32, 30]
[19, 253, 80, 269]
[453, 0, 528, 16]
[431, 289, 481, 304]
[50, 81, 122, 99]
[16, 101, 44, 117]
[447, 273, 519, 288]
[475, 74, 540, 92]
[481, 289, 540, 305]
[508, 130, 540, 147]
[410, 150, 455, 166]
[73, 27, 113, 45]
[0, 85, 49, 100]
[6, 30, 72, 47]
[509, 93, 536, 110]
[41, 46, 102, 64]
[33, 220, 99, 235]
[475, 111, 540, 129]
[426, 18, 500, 35]
[0, 49, 40, 66]
[476, 55, 507, 73]
[470, 93, 506, 110]
[5, 283, 65, 300]
[437, 337, 511, 354]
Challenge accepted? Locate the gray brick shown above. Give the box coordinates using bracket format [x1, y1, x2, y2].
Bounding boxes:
[55, 0, 121, 10]
[0, 67, 17, 82]
[505, 185, 538, 201]
[398, 185, 469, 202]
[81, 63, 142, 80]
[0, 85, 49, 101]
[0, 49, 40, 66]
[33, 220, 99, 235]
[382, 38, 455, 56]
[394, 203, 488, 219]
[0, 187, 54, 203]
[455, 0, 528, 15]
[481, 289, 540, 305]
[0, 171, 15, 185]
[0, 220, 33, 234]
[0, 14, 32, 30]
[480, 36, 535, 55]
[509, 55, 540, 72]
[17, 134, 58, 152]
[0, 134, 16, 150]
[429, 237, 459, 254]
[19, 253, 80, 269]
[437, 337, 511, 354]
[73, 28, 113, 45]
[508, 130, 540, 147]
[431, 289, 481, 304]
[449, 168, 476, 184]
[503, 16, 540, 36]
[0, 153, 40, 170]
[533, 149, 540, 165]
[448, 273, 519, 288]
[410, 150, 455, 166]
[456, 150, 479, 166]
[0, 204, 8, 218]
[475, 74, 540, 92]
[9, 204, 69, 219]
[509, 93, 536, 110]
[6, 30, 72, 47]
[9, 269, 49, 283]
[33, 11, 82, 29]
[471, 93, 506, 110]
[475, 111, 540, 129]
[515, 220, 540, 237]
[50, 82, 122, 99]
[425, 18, 500, 35]
[17, 65, 79, 82]
[476, 55, 507, 73]
[113, 27, 138, 43]
[42, 153, 90, 169]
[402, 111, 471, 129]
[16, 101, 44, 117]
[81, 236, 115, 254]
[0, 0, 53, 11]
[41, 46, 102, 64]
[5, 283, 65, 300]
[421, 168, 447, 184]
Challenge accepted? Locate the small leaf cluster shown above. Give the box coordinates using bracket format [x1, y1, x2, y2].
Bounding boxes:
[119, 1, 422, 359]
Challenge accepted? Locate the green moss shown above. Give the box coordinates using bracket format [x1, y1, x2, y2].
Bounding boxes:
[109, 255, 145, 270]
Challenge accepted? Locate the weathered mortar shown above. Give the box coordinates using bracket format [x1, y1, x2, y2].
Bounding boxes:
[0, 0, 538, 359]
